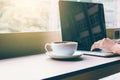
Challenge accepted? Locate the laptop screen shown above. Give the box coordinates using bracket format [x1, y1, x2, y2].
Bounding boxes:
[59, 1, 107, 51]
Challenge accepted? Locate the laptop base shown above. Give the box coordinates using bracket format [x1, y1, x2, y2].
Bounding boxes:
[77, 50, 117, 57]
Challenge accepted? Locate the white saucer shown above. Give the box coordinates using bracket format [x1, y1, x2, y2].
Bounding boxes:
[46, 51, 83, 59]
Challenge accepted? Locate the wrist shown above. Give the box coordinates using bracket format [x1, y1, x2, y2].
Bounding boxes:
[112, 44, 120, 54]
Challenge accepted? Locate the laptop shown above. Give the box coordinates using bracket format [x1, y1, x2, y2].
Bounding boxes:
[59, 1, 115, 57]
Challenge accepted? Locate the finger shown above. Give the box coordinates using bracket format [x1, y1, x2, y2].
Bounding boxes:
[91, 43, 100, 51]
[90, 38, 106, 51]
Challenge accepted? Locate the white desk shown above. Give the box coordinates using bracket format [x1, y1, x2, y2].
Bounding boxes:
[0, 54, 120, 80]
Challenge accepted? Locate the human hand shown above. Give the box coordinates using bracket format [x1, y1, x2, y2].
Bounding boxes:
[113, 39, 120, 44]
[91, 38, 116, 52]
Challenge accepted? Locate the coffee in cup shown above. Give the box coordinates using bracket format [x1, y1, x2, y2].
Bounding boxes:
[45, 41, 78, 56]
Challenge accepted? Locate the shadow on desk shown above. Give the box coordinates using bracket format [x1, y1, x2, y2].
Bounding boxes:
[47, 57, 84, 62]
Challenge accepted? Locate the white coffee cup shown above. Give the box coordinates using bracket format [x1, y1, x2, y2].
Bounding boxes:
[45, 41, 78, 56]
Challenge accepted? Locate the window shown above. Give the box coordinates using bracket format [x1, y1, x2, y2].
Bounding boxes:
[92, 0, 119, 28]
[0, 0, 59, 33]
[0, 0, 119, 33]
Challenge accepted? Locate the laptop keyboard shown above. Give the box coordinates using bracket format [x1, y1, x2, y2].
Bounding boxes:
[77, 50, 116, 57]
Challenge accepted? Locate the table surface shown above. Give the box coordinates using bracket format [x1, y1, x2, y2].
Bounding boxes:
[0, 53, 120, 80]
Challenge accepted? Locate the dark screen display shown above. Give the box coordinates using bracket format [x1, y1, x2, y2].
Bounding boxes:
[59, 1, 106, 51]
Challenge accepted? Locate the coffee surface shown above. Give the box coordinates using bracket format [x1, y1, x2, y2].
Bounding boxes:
[54, 42, 75, 44]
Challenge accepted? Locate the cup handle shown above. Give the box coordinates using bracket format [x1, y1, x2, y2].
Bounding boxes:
[45, 43, 51, 52]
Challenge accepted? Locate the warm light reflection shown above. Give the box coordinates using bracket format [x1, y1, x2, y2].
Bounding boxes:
[0, 0, 59, 33]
